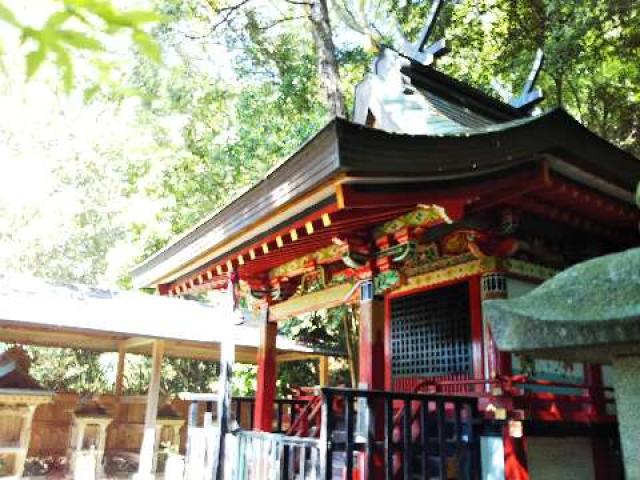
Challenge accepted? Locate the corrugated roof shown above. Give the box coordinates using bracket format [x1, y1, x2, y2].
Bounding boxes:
[401, 59, 526, 122]
[0, 274, 330, 360]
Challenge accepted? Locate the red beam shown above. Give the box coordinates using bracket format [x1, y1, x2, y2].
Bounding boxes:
[543, 175, 640, 225]
[253, 316, 278, 432]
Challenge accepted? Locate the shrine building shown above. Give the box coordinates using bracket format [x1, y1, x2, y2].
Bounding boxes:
[131, 30, 640, 480]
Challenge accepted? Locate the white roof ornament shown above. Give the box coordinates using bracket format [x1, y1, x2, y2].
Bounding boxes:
[352, 0, 450, 132]
[353, 50, 439, 134]
[492, 48, 545, 114]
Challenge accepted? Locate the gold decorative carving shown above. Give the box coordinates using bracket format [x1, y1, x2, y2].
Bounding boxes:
[269, 283, 356, 321]
[502, 258, 557, 281]
[396, 256, 556, 294]
[269, 244, 347, 280]
[374, 204, 452, 238]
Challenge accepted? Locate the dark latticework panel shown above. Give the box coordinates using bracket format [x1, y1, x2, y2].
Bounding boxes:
[391, 283, 472, 378]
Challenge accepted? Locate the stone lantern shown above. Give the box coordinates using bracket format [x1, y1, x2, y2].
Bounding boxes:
[0, 346, 52, 479]
[69, 399, 112, 479]
[485, 246, 640, 479]
[153, 403, 184, 473]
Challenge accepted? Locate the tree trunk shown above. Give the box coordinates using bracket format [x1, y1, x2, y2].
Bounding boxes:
[308, 0, 347, 118]
[342, 305, 359, 387]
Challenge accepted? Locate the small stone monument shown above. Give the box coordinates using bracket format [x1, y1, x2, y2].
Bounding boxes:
[485, 182, 640, 480]
[154, 403, 184, 473]
[69, 398, 112, 479]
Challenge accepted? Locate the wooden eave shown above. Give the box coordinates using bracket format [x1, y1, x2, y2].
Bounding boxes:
[132, 108, 640, 291]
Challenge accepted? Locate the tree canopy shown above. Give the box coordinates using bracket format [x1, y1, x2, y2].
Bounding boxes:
[0, 0, 638, 394]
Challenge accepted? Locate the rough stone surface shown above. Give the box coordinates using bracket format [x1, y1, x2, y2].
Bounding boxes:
[484, 247, 640, 363]
[612, 356, 640, 480]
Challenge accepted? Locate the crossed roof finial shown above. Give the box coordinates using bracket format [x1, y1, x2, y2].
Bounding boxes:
[492, 48, 545, 113]
[399, 0, 447, 65]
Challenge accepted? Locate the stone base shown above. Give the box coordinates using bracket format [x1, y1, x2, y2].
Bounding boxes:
[612, 355, 640, 480]
[131, 473, 156, 480]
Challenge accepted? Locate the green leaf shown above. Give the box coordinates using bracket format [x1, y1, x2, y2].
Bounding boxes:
[44, 11, 73, 30]
[84, 3, 134, 28]
[58, 30, 104, 51]
[52, 46, 73, 92]
[122, 10, 165, 25]
[26, 47, 47, 78]
[0, 2, 19, 27]
[132, 30, 161, 63]
[83, 84, 100, 103]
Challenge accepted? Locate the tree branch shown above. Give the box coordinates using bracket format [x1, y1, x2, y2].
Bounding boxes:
[181, 0, 253, 39]
[257, 15, 307, 31]
[285, 0, 313, 6]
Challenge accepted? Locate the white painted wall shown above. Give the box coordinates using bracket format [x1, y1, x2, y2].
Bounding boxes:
[527, 437, 595, 480]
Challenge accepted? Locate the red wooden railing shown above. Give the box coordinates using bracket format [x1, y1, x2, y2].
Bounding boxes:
[412, 374, 616, 422]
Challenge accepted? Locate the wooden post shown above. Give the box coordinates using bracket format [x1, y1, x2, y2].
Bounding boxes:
[585, 364, 610, 479]
[480, 272, 511, 380]
[135, 339, 165, 479]
[16, 407, 35, 478]
[115, 345, 126, 397]
[358, 280, 385, 391]
[503, 422, 529, 480]
[253, 307, 277, 432]
[318, 356, 330, 386]
[358, 279, 385, 479]
[212, 274, 237, 480]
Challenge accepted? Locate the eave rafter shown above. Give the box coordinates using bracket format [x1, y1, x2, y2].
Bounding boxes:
[506, 173, 640, 244]
[540, 175, 640, 225]
[165, 203, 341, 296]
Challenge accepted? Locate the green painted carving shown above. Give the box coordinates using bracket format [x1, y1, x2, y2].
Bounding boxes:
[403, 252, 477, 277]
[342, 251, 369, 269]
[377, 241, 417, 263]
[374, 270, 402, 295]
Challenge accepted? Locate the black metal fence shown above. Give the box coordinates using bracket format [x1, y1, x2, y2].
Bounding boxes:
[225, 388, 481, 479]
[231, 397, 310, 432]
[319, 387, 481, 480]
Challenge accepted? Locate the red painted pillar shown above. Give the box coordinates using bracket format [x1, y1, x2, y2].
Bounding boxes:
[469, 277, 485, 381]
[253, 309, 278, 432]
[585, 364, 611, 479]
[359, 299, 385, 390]
[358, 280, 385, 479]
[503, 422, 529, 480]
[585, 364, 606, 418]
